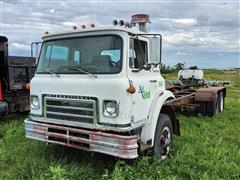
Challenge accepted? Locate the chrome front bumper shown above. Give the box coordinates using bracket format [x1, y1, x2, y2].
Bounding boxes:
[24, 119, 139, 159]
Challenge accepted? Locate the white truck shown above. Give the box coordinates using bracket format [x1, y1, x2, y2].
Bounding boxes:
[24, 14, 225, 160]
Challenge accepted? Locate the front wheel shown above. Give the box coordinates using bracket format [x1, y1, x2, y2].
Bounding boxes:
[153, 114, 173, 160]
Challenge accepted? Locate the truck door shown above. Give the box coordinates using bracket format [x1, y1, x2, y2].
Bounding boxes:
[127, 36, 161, 126]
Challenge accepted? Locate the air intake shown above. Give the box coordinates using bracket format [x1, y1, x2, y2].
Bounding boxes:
[130, 14, 150, 32]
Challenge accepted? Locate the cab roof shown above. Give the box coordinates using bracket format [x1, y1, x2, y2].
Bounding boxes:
[42, 26, 146, 40]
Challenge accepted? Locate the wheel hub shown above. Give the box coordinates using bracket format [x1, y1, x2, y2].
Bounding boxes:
[160, 127, 171, 159]
[220, 93, 224, 112]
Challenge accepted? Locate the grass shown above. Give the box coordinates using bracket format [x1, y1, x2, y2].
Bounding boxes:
[0, 70, 240, 179]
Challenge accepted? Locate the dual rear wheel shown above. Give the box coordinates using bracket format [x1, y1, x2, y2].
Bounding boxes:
[198, 91, 225, 117]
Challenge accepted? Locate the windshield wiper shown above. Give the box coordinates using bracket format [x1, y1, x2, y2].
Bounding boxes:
[67, 68, 97, 78]
[42, 68, 60, 78]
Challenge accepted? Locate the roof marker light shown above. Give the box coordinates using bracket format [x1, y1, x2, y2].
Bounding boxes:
[44, 31, 49, 35]
[112, 20, 118, 26]
[90, 23, 95, 28]
[81, 24, 86, 29]
[119, 20, 124, 26]
[72, 25, 77, 30]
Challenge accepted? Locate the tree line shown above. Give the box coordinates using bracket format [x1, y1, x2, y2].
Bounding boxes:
[160, 63, 198, 73]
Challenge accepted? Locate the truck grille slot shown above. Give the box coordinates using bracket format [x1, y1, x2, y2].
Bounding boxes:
[44, 95, 97, 124]
[69, 141, 90, 149]
[47, 125, 90, 149]
[46, 106, 94, 117]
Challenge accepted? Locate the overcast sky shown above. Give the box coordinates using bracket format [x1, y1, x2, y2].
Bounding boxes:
[1, 0, 239, 68]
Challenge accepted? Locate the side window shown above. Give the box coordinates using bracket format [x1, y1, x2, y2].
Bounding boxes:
[129, 39, 148, 68]
[129, 48, 136, 68]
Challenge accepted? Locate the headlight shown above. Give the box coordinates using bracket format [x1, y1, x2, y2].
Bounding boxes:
[31, 96, 40, 110]
[103, 101, 119, 118]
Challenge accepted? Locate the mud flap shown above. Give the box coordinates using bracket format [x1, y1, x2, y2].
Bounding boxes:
[173, 118, 180, 136]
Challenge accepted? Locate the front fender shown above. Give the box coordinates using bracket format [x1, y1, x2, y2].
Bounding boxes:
[140, 89, 175, 146]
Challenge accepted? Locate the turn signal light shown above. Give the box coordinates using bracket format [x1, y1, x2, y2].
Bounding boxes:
[127, 85, 136, 94]
[26, 83, 30, 90]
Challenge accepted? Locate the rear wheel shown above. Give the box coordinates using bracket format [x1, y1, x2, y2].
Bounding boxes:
[153, 114, 173, 160]
[198, 101, 207, 116]
[206, 99, 219, 117]
[198, 99, 219, 117]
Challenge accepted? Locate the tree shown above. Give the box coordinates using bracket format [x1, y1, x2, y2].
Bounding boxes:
[174, 63, 184, 71]
[189, 66, 198, 70]
[160, 63, 174, 73]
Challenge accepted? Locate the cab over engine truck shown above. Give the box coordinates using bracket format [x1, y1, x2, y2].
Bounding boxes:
[24, 14, 226, 159]
[0, 36, 35, 117]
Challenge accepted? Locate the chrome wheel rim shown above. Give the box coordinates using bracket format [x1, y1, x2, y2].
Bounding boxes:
[160, 127, 171, 159]
[220, 93, 224, 112]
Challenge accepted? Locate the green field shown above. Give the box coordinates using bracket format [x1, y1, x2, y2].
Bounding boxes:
[0, 70, 240, 179]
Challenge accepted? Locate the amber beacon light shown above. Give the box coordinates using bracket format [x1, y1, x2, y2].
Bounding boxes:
[127, 85, 136, 94]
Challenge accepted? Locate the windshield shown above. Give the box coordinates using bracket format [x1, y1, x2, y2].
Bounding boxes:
[37, 35, 123, 74]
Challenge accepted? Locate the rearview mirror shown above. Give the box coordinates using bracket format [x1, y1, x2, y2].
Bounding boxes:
[149, 36, 161, 64]
[31, 42, 42, 64]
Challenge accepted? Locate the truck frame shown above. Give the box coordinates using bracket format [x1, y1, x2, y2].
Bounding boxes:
[24, 14, 226, 160]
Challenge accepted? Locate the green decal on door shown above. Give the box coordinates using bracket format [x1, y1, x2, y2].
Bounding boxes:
[138, 86, 151, 99]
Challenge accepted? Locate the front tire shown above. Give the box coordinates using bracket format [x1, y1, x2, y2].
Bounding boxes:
[153, 114, 173, 160]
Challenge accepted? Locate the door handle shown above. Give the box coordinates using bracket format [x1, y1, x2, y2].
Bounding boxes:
[150, 80, 157, 83]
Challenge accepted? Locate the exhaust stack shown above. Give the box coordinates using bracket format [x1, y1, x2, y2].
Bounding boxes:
[131, 14, 150, 32]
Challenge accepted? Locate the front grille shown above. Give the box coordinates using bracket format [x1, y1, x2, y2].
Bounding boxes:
[44, 94, 98, 124]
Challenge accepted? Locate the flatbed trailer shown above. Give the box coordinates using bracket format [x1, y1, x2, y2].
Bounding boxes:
[165, 84, 226, 116]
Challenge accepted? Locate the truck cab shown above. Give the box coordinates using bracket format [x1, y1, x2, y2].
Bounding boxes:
[25, 14, 180, 159]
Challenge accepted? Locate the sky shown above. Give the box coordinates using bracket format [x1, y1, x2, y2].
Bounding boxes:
[1, 0, 240, 68]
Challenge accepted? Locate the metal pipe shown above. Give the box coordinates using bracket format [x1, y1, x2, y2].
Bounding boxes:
[31, 42, 34, 57]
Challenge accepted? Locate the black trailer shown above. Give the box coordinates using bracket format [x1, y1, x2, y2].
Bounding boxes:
[0, 36, 36, 117]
